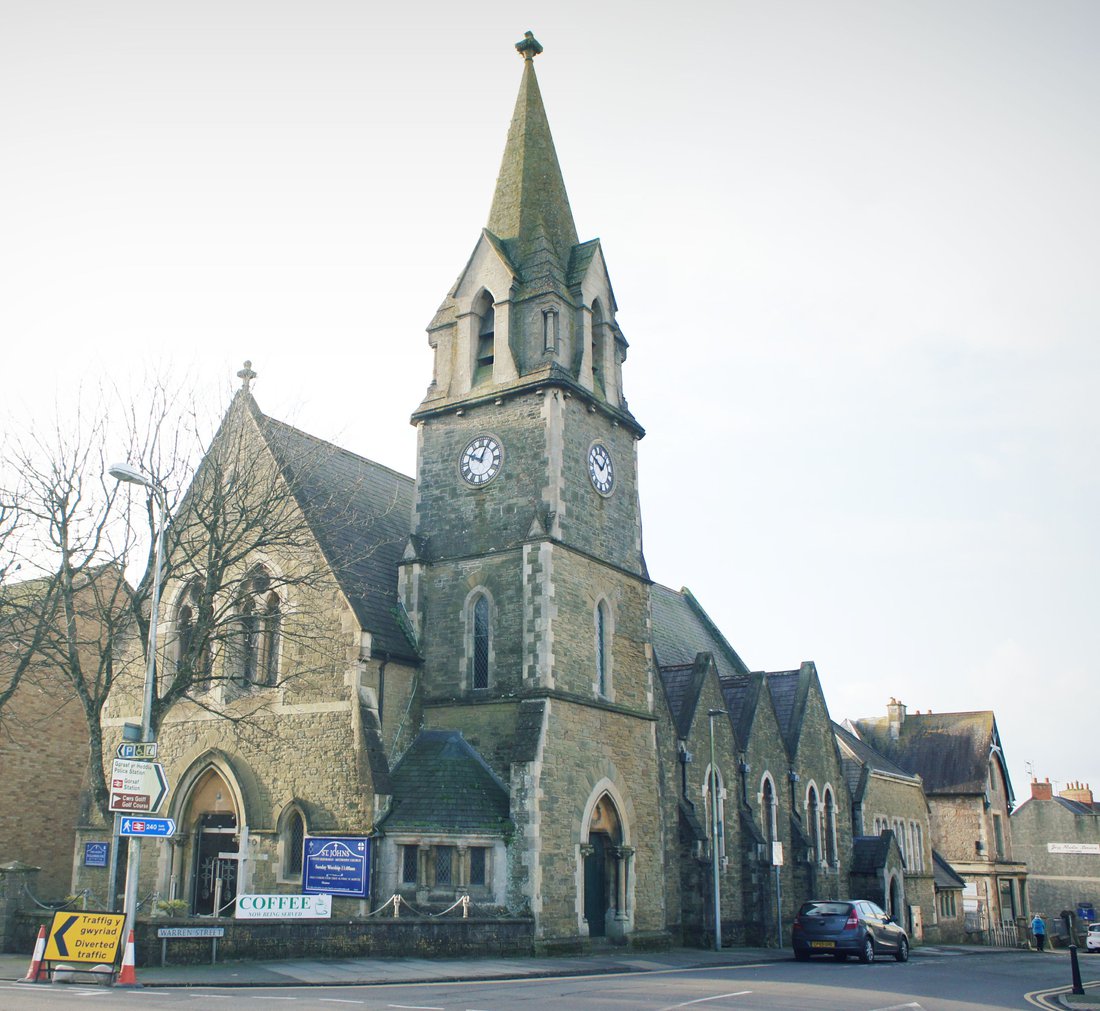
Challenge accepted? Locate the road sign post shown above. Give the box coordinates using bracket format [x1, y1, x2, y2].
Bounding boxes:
[119, 817, 176, 838]
[109, 758, 169, 814]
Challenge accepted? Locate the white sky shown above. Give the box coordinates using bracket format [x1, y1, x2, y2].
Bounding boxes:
[3, 1, 1097, 802]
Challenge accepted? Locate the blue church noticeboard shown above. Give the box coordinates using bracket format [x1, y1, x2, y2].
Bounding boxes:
[302, 837, 371, 897]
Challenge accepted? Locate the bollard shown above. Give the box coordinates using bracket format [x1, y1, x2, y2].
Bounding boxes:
[1069, 943, 1085, 996]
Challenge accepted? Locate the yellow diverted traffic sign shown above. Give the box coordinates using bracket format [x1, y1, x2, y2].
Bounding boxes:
[43, 911, 126, 964]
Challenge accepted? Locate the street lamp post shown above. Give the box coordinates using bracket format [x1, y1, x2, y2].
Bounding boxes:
[109, 463, 168, 946]
[707, 708, 727, 952]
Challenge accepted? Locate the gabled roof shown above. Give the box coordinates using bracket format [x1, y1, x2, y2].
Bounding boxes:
[247, 397, 418, 662]
[1054, 795, 1100, 817]
[658, 657, 709, 740]
[851, 710, 1004, 797]
[932, 849, 967, 890]
[380, 730, 511, 835]
[851, 833, 894, 874]
[834, 722, 916, 781]
[718, 671, 765, 753]
[766, 669, 805, 756]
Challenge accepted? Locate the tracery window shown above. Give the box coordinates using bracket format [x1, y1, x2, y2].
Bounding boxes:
[823, 787, 837, 865]
[807, 785, 821, 863]
[234, 568, 280, 687]
[471, 593, 490, 690]
[283, 808, 305, 878]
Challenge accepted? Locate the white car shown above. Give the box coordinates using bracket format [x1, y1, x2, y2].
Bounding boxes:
[1087, 922, 1100, 952]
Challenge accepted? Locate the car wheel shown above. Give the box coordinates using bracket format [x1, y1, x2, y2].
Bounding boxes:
[859, 937, 875, 963]
[895, 937, 909, 962]
[794, 950, 810, 962]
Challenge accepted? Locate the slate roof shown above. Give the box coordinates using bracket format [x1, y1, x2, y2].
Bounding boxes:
[851, 833, 893, 874]
[766, 670, 804, 755]
[1054, 796, 1100, 816]
[250, 400, 418, 662]
[851, 710, 1003, 796]
[379, 730, 511, 835]
[651, 584, 750, 675]
[834, 723, 915, 782]
[932, 849, 967, 890]
[718, 671, 765, 754]
[658, 659, 709, 740]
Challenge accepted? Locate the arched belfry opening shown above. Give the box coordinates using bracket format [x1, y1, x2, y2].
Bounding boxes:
[580, 790, 632, 938]
[176, 767, 243, 916]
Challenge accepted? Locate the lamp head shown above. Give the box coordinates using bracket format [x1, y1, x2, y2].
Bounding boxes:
[108, 463, 151, 488]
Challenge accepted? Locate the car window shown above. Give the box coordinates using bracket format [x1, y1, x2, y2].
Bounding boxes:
[866, 902, 886, 918]
[802, 902, 851, 916]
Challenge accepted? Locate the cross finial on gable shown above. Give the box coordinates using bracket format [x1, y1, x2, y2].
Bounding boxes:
[237, 360, 257, 390]
[515, 31, 543, 61]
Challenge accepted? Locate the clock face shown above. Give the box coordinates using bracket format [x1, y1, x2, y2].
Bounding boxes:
[588, 443, 614, 496]
[460, 435, 503, 487]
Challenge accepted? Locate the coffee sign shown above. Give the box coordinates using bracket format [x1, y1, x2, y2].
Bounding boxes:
[234, 893, 332, 919]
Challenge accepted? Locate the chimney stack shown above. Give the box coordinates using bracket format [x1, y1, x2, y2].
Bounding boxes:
[1031, 777, 1053, 801]
[1060, 781, 1094, 804]
[887, 698, 907, 741]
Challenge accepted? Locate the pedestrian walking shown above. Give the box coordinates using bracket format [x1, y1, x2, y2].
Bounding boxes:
[1032, 913, 1046, 951]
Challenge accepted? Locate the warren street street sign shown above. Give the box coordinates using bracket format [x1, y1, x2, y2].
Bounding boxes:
[116, 741, 158, 760]
[43, 911, 126, 964]
[119, 816, 176, 838]
[109, 758, 169, 813]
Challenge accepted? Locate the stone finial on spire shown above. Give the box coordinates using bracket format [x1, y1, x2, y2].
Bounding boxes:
[237, 360, 257, 390]
[515, 31, 543, 61]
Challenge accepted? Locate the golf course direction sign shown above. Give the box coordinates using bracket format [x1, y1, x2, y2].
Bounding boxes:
[109, 757, 169, 813]
[43, 911, 126, 964]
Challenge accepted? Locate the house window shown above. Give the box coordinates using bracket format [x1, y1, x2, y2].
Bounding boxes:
[285, 810, 305, 877]
[434, 846, 454, 886]
[913, 822, 923, 871]
[174, 580, 211, 688]
[939, 891, 957, 918]
[472, 593, 490, 690]
[595, 599, 610, 696]
[992, 813, 1005, 859]
[469, 847, 487, 886]
[474, 293, 495, 384]
[401, 845, 418, 885]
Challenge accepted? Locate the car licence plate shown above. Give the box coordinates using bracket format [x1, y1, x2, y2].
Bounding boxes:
[811, 940, 835, 948]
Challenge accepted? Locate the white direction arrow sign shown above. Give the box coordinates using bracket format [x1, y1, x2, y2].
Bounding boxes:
[109, 758, 169, 814]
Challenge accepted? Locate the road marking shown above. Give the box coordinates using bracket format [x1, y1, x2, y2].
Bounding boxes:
[1025, 980, 1100, 1009]
[387, 1006, 445, 1010]
[869, 1003, 923, 1011]
[319, 1002, 366, 1006]
[669, 991, 753, 1008]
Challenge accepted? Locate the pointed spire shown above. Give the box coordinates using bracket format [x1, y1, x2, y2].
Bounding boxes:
[487, 32, 579, 263]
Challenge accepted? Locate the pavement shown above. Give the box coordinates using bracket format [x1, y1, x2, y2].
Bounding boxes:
[0, 941, 1072, 990]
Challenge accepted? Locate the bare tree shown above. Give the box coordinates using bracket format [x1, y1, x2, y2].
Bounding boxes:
[0, 380, 407, 820]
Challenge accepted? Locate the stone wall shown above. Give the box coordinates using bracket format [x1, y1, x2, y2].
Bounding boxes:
[11, 913, 534, 965]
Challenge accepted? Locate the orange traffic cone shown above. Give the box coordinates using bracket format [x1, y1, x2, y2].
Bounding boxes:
[114, 929, 140, 988]
[21, 925, 47, 983]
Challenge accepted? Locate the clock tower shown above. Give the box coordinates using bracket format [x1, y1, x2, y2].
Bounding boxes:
[399, 33, 664, 945]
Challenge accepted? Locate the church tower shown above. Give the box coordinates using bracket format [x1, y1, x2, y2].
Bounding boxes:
[399, 33, 665, 945]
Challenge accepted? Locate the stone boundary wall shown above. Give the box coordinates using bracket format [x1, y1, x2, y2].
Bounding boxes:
[11, 914, 534, 965]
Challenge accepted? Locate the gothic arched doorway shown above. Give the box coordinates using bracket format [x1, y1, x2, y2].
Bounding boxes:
[583, 793, 623, 938]
[182, 768, 241, 916]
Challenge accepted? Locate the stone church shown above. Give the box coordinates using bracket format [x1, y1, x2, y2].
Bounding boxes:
[78, 34, 874, 951]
